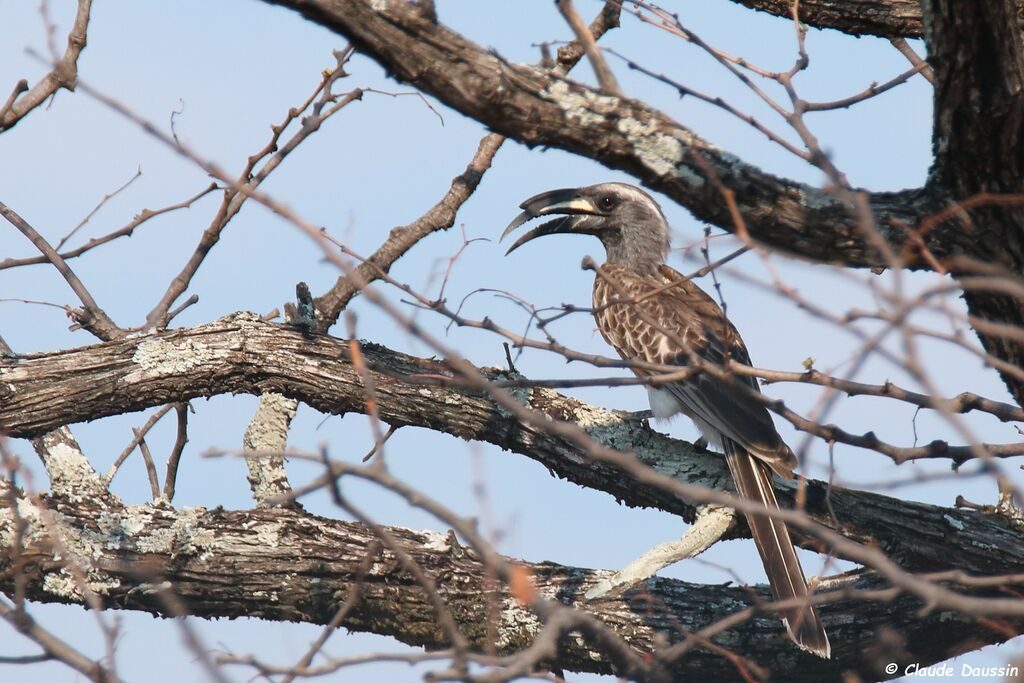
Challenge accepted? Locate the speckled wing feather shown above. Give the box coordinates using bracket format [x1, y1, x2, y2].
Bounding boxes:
[592, 263, 796, 477]
[592, 262, 830, 658]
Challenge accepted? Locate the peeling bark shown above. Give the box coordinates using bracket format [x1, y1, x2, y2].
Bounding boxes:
[242, 393, 297, 507]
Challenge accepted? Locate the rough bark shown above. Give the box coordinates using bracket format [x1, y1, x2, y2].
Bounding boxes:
[924, 0, 1024, 405]
[2, 314, 1021, 577]
[732, 0, 926, 38]
[1, 479, 1018, 682]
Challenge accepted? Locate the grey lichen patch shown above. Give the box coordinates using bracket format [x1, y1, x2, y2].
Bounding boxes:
[164, 506, 215, 557]
[254, 521, 284, 548]
[943, 513, 965, 531]
[102, 505, 214, 560]
[486, 368, 533, 420]
[419, 528, 450, 553]
[7, 500, 217, 602]
[128, 335, 231, 381]
[244, 394, 298, 452]
[97, 507, 150, 548]
[15, 505, 126, 599]
[570, 398, 639, 454]
[797, 185, 843, 212]
[43, 567, 120, 601]
[36, 430, 109, 503]
[6, 497, 45, 547]
[496, 598, 543, 651]
[617, 117, 692, 182]
[541, 79, 618, 128]
[243, 393, 297, 507]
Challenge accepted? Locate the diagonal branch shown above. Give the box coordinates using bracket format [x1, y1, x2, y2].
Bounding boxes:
[312, 0, 623, 332]
[0, 201, 121, 340]
[729, 0, 925, 38]
[0, 0, 93, 132]
[260, 0, 954, 271]
[313, 133, 504, 330]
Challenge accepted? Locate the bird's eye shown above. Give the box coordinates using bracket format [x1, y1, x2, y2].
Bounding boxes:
[599, 195, 617, 211]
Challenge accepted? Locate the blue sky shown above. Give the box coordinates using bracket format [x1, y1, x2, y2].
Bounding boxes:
[0, 1, 1018, 681]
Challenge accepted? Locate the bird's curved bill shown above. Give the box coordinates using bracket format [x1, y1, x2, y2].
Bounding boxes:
[501, 188, 597, 255]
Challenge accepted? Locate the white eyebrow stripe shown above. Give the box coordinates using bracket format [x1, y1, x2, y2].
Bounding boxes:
[609, 183, 666, 217]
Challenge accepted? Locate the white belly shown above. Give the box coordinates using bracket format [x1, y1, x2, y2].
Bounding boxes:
[646, 386, 723, 450]
[646, 387, 681, 419]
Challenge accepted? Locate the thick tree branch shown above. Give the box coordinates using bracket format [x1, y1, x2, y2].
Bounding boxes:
[1, 314, 1020, 577]
[924, 1, 1024, 405]
[731, 0, 925, 38]
[1, 482, 1019, 681]
[261, 0, 950, 270]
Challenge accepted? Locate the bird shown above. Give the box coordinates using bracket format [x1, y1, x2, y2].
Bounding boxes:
[501, 181, 830, 658]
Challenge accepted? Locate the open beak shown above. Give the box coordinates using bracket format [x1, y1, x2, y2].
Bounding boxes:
[500, 188, 598, 255]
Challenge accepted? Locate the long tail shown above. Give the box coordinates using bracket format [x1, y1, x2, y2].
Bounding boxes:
[723, 441, 831, 658]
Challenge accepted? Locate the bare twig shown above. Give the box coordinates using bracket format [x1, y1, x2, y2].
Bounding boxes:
[143, 49, 364, 330]
[132, 428, 162, 500]
[803, 62, 927, 111]
[57, 166, 143, 250]
[0, 597, 124, 683]
[0, 80, 29, 123]
[1, 0, 93, 132]
[890, 36, 935, 84]
[556, 0, 622, 96]
[163, 403, 189, 501]
[0, 200, 121, 339]
[0, 183, 218, 272]
[104, 405, 174, 485]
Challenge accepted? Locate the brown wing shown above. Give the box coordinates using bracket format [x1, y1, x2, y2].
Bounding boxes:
[593, 263, 796, 477]
[593, 263, 829, 657]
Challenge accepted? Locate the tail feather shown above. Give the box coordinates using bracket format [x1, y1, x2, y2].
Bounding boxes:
[723, 441, 831, 659]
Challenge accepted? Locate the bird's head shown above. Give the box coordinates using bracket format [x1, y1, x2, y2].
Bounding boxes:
[501, 182, 670, 272]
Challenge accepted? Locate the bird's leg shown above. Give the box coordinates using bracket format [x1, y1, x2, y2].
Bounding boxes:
[584, 504, 737, 600]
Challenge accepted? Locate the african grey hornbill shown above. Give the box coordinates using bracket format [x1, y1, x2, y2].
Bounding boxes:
[501, 182, 830, 658]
